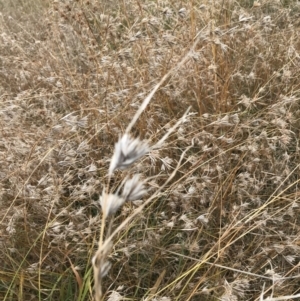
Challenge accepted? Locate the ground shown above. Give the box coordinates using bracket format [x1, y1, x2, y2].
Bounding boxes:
[1, 0, 300, 300]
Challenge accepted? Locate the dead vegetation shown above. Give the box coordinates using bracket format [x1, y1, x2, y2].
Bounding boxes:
[1, 0, 300, 300]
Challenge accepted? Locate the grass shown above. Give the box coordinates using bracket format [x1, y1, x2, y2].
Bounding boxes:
[1, 0, 300, 300]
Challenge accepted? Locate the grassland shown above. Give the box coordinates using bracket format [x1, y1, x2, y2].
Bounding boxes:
[1, 0, 300, 300]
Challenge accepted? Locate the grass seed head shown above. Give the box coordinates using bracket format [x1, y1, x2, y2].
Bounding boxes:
[109, 134, 150, 175]
[121, 174, 147, 201]
[100, 192, 125, 217]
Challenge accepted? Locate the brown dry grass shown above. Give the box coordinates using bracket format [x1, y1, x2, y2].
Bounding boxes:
[1, 0, 300, 300]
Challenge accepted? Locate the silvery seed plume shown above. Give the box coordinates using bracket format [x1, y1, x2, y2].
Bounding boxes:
[100, 191, 125, 217]
[109, 134, 150, 175]
[99, 260, 112, 278]
[122, 174, 147, 201]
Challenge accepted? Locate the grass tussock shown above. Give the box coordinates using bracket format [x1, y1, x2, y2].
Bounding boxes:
[1, 0, 300, 300]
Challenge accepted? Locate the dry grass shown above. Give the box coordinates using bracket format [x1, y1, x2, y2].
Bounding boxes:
[1, 0, 300, 300]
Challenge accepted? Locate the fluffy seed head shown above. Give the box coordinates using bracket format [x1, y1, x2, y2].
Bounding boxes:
[109, 134, 150, 175]
[99, 192, 125, 217]
[122, 174, 147, 201]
